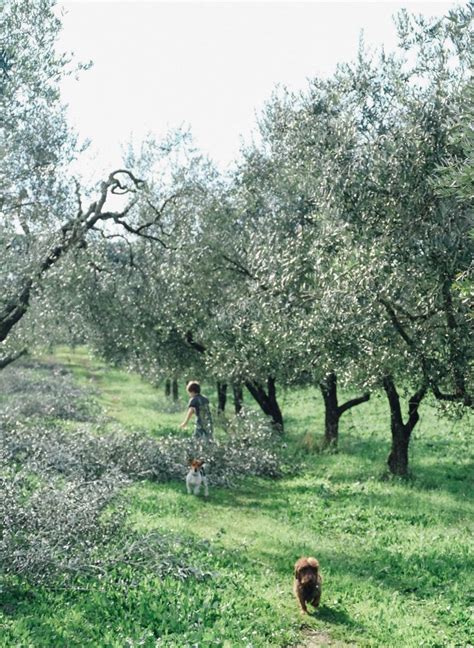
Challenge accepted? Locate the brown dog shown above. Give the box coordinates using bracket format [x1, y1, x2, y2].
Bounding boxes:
[293, 557, 322, 614]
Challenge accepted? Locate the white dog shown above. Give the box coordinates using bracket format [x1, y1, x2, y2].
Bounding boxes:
[186, 459, 209, 497]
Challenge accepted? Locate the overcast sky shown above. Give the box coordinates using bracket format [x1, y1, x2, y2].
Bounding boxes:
[57, 1, 459, 178]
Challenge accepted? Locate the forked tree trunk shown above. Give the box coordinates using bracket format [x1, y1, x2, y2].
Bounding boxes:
[388, 421, 411, 476]
[319, 372, 370, 448]
[383, 376, 427, 476]
[233, 383, 244, 414]
[172, 378, 179, 401]
[165, 378, 171, 397]
[217, 381, 227, 413]
[245, 376, 283, 430]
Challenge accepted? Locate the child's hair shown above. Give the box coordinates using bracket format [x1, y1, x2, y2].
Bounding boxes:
[186, 381, 201, 394]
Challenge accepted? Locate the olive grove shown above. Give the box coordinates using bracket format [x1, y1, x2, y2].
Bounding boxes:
[2, 1, 472, 476]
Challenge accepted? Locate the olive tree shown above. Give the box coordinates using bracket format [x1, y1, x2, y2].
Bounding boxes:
[0, 1, 176, 363]
[219, 6, 472, 470]
[318, 7, 473, 472]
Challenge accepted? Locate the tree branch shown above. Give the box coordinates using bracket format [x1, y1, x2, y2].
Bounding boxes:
[185, 331, 206, 354]
[0, 170, 146, 344]
[338, 392, 370, 416]
[0, 348, 27, 369]
[0, 281, 33, 343]
[379, 296, 472, 407]
[406, 384, 428, 433]
[379, 297, 414, 347]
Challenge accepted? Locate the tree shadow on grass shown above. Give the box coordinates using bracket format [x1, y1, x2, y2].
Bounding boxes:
[0, 581, 37, 617]
[411, 460, 473, 498]
[298, 434, 473, 503]
[315, 604, 362, 630]
[337, 422, 472, 493]
[139, 485, 469, 606]
[203, 472, 470, 529]
[250, 534, 473, 602]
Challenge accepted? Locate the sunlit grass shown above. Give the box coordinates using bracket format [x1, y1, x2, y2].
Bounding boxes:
[51, 346, 186, 434]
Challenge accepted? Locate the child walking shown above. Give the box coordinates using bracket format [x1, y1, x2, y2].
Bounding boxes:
[179, 381, 213, 439]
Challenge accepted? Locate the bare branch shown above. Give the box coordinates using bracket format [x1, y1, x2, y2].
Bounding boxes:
[107, 169, 145, 195]
[379, 297, 415, 347]
[1, 170, 146, 344]
[111, 215, 169, 247]
[219, 253, 256, 280]
[144, 193, 180, 228]
[73, 178, 83, 219]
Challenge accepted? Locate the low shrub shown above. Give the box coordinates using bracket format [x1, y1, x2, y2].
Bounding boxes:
[0, 361, 100, 422]
[1, 408, 281, 485]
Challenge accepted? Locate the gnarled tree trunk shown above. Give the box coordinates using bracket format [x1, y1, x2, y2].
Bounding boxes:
[383, 376, 427, 476]
[165, 378, 171, 397]
[319, 372, 370, 448]
[245, 376, 283, 430]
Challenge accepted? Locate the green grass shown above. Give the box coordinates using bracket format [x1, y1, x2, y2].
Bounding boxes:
[1, 349, 473, 647]
[51, 346, 185, 434]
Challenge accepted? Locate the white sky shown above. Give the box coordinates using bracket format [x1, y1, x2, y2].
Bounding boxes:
[57, 1, 459, 178]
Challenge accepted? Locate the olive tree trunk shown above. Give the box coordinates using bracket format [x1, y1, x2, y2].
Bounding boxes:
[232, 383, 244, 414]
[383, 376, 427, 476]
[172, 378, 179, 401]
[245, 376, 283, 430]
[217, 381, 228, 413]
[319, 372, 370, 448]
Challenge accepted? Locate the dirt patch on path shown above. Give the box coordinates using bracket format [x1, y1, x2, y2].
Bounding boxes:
[294, 629, 356, 647]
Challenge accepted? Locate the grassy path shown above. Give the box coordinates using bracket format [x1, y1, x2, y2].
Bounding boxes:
[3, 348, 472, 647]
